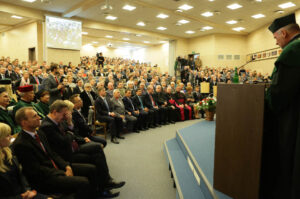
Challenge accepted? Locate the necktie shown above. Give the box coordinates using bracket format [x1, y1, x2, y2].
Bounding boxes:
[138, 96, 144, 109]
[35, 77, 39, 85]
[149, 94, 155, 106]
[104, 98, 110, 112]
[54, 76, 59, 84]
[34, 134, 58, 169]
[128, 98, 134, 110]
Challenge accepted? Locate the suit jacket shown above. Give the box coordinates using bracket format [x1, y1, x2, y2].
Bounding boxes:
[42, 74, 61, 104]
[143, 92, 156, 109]
[29, 75, 42, 85]
[122, 97, 137, 113]
[72, 109, 92, 138]
[110, 97, 126, 116]
[11, 130, 67, 187]
[94, 96, 112, 119]
[5, 70, 18, 81]
[40, 116, 85, 161]
[80, 91, 97, 118]
[153, 92, 167, 107]
[132, 95, 145, 111]
[0, 156, 30, 199]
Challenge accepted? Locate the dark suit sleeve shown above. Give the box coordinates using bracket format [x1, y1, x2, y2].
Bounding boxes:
[95, 98, 109, 116]
[72, 111, 91, 137]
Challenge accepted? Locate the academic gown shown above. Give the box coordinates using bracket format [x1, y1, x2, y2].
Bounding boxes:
[0, 108, 21, 135]
[34, 101, 50, 116]
[261, 34, 300, 199]
[12, 100, 45, 119]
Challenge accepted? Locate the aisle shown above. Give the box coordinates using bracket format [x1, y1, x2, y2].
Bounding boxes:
[104, 119, 201, 199]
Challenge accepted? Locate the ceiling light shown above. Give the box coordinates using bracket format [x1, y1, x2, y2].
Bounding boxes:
[185, 30, 195, 34]
[157, 26, 167, 30]
[209, 0, 215, 1]
[92, 41, 98, 44]
[137, 22, 145, 26]
[11, 15, 23, 19]
[233, 27, 245, 31]
[278, 2, 295, 9]
[82, 32, 88, 35]
[202, 11, 214, 17]
[275, 10, 285, 14]
[144, 41, 150, 43]
[252, 14, 265, 19]
[122, 5, 136, 11]
[159, 41, 167, 43]
[175, 9, 183, 13]
[178, 4, 194, 10]
[22, 0, 36, 2]
[226, 20, 238, 24]
[123, 38, 130, 41]
[202, 26, 213, 30]
[178, 19, 190, 24]
[227, 3, 243, 10]
[105, 15, 117, 20]
[105, 35, 113, 38]
[157, 14, 169, 19]
[135, 34, 142, 37]
[255, 0, 262, 2]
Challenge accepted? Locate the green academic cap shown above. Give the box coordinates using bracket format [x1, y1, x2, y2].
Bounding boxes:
[268, 13, 296, 33]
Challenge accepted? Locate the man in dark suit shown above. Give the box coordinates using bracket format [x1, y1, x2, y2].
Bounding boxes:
[123, 89, 148, 131]
[12, 107, 98, 199]
[143, 85, 161, 126]
[5, 64, 17, 81]
[80, 83, 97, 119]
[42, 64, 64, 105]
[70, 94, 107, 147]
[39, 100, 124, 197]
[94, 88, 123, 144]
[154, 85, 175, 124]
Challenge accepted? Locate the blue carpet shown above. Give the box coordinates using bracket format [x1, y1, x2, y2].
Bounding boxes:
[177, 121, 232, 199]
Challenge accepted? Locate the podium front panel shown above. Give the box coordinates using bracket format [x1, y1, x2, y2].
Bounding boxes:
[214, 84, 265, 199]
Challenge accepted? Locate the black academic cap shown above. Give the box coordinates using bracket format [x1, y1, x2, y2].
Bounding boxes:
[0, 79, 12, 85]
[268, 13, 296, 33]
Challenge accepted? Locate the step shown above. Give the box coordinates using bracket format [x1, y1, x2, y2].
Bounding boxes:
[164, 138, 206, 199]
[176, 121, 232, 199]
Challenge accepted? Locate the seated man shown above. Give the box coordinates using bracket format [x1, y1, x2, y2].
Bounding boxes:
[70, 94, 107, 147]
[94, 88, 123, 144]
[123, 89, 148, 131]
[12, 107, 98, 199]
[132, 88, 152, 129]
[110, 89, 137, 134]
[0, 87, 21, 134]
[39, 100, 124, 197]
[12, 85, 45, 118]
[143, 85, 161, 127]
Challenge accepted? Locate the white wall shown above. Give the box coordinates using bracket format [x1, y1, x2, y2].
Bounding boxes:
[0, 22, 37, 62]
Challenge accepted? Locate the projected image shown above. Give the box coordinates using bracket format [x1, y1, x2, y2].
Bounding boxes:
[46, 16, 82, 50]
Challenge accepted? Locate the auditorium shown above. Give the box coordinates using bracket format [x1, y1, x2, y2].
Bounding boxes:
[0, 0, 299, 199]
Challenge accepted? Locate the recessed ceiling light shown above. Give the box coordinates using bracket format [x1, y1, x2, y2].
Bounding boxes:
[178, 4, 194, 11]
[122, 5, 136, 11]
[137, 22, 146, 26]
[255, 0, 262, 2]
[274, 10, 285, 14]
[226, 20, 238, 24]
[157, 14, 169, 19]
[92, 41, 98, 44]
[233, 27, 245, 31]
[202, 26, 213, 30]
[82, 32, 88, 35]
[135, 34, 142, 37]
[278, 2, 295, 9]
[11, 15, 23, 19]
[185, 30, 195, 34]
[105, 35, 113, 38]
[159, 41, 167, 43]
[201, 11, 214, 17]
[227, 3, 243, 10]
[22, 0, 36, 2]
[252, 14, 265, 19]
[144, 41, 150, 43]
[157, 26, 167, 30]
[178, 19, 190, 24]
[123, 38, 130, 41]
[209, 0, 215, 1]
[105, 15, 117, 20]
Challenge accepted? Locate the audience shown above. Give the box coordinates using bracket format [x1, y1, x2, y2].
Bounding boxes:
[0, 54, 272, 197]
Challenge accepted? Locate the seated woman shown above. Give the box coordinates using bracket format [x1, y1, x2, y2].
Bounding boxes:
[173, 86, 193, 121]
[0, 122, 50, 199]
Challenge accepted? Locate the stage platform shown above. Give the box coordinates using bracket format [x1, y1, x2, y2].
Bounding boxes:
[164, 120, 233, 199]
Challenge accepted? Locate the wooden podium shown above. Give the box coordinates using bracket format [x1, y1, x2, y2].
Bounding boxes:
[214, 83, 265, 199]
